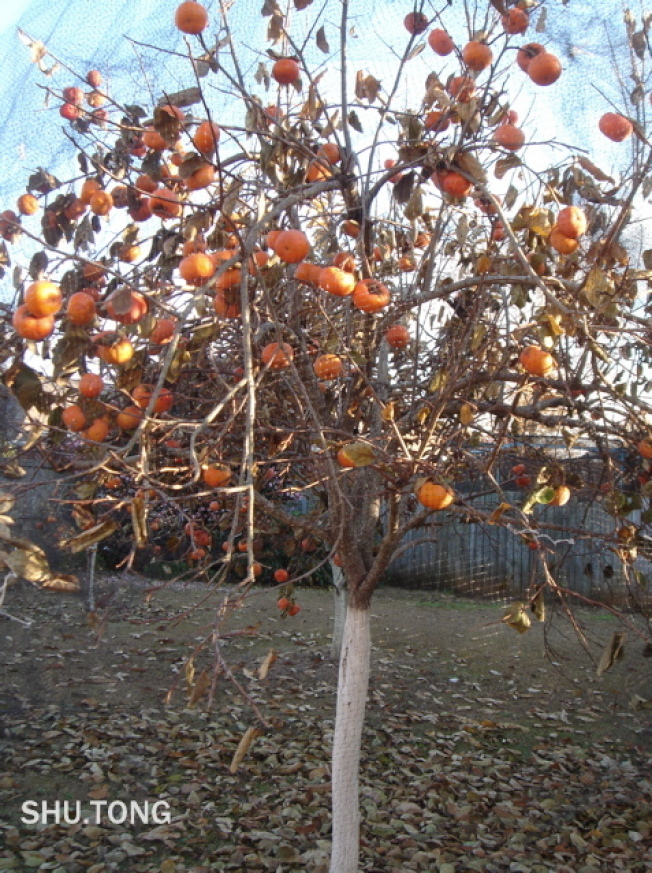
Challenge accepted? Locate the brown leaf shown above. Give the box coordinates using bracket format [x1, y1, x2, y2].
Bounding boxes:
[131, 495, 148, 548]
[316, 25, 329, 53]
[258, 649, 278, 680]
[41, 574, 80, 592]
[59, 520, 119, 553]
[456, 151, 487, 185]
[229, 726, 262, 773]
[597, 630, 626, 676]
[188, 669, 212, 707]
[531, 588, 546, 622]
[577, 156, 614, 185]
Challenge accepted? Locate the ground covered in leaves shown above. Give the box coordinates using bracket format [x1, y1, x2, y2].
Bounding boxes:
[1, 578, 651, 872]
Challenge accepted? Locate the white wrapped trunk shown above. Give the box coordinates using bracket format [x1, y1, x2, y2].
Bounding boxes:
[329, 605, 371, 873]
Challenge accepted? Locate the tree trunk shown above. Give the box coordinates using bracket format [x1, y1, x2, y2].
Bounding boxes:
[329, 605, 371, 873]
[330, 560, 347, 661]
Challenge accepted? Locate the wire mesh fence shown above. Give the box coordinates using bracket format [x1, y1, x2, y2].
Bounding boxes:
[385, 490, 652, 609]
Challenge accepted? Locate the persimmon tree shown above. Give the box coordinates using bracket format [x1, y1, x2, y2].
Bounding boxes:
[1, 1, 652, 870]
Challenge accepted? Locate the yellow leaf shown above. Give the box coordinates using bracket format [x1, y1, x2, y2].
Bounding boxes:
[488, 502, 511, 525]
[258, 649, 277, 680]
[131, 495, 148, 548]
[459, 403, 475, 426]
[583, 266, 616, 310]
[338, 442, 377, 467]
[501, 602, 531, 634]
[229, 726, 262, 773]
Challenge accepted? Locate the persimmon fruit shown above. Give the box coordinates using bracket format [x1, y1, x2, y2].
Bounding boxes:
[519, 345, 555, 376]
[261, 342, 294, 370]
[175, 1, 208, 34]
[527, 52, 562, 85]
[12, 305, 55, 341]
[24, 281, 62, 318]
[272, 58, 300, 85]
[273, 229, 310, 263]
[598, 113, 633, 142]
[78, 373, 104, 399]
[385, 324, 410, 349]
[318, 266, 355, 297]
[404, 12, 429, 34]
[353, 279, 391, 313]
[416, 481, 455, 511]
[462, 41, 493, 72]
[62, 405, 87, 432]
[313, 354, 343, 380]
[556, 206, 587, 239]
[428, 28, 454, 55]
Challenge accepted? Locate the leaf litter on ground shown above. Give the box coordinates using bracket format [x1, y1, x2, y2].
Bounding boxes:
[0, 579, 650, 872]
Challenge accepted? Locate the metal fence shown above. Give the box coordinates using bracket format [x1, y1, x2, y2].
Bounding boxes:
[384, 491, 652, 606]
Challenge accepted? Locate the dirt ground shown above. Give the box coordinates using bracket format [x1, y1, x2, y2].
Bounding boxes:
[1, 576, 651, 872]
[1, 576, 650, 739]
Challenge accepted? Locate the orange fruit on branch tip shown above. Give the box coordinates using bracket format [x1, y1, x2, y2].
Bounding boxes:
[549, 485, 571, 507]
[317, 142, 341, 164]
[295, 262, 322, 284]
[12, 306, 54, 341]
[516, 42, 545, 73]
[89, 190, 113, 216]
[385, 324, 410, 349]
[427, 28, 454, 55]
[105, 291, 148, 325]
[502, 8, 529, 34]
[149, 188, 181, 219]
[462, 41, 493, 72]
[132, 384, 174, 414]
[179, 252, 215, 284]
[274, 568, 289, 584]
[556, 206, 587, 239]
[273, 229, 310, 263]
[314, 354, 343, 380]
[261, 342, 294, 370]
[83, 417, 109, 443]
[527, 52, 562, 85]
[519, 345, 555, 377]
[174, 1, 208, 34]
[202, 464, 232, 487]
[62, 405, 87, 433]
[404, 12, 429, 34]
[24, 281, 62, 317]
[78, 373, 104, 399]
[318, 266, 355, 297]
[353, 278, 391, 313]
[116, 405, 144, 430]
[150, 318, 176, 345]
[549, 225, 579, 255]
[17, 193, 39, 215]
[193, 120, 220, 154]
[598, 113, 633, 142]
[272, 58, 300, 85]
[493, 123, 525, 151]
[415, 481, 455, 511]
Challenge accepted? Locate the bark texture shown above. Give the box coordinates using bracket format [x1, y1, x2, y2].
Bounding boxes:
[330, 560, 347, 660]
[329, 605, 371, 873]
